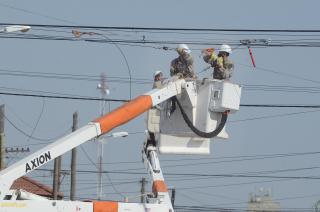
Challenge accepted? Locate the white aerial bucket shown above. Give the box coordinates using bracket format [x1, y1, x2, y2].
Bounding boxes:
[147, 79, 241, 155]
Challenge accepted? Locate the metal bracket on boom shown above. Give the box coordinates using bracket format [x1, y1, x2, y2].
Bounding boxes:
[142, 138, 174, 211]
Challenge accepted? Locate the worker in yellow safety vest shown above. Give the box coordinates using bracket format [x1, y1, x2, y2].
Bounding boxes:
[170, 44, 195, 78]
[202, 44, 234, 80]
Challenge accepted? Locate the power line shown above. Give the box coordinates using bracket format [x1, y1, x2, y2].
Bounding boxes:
[0, 91, 129, 102]
[240, 104, 320, 108]
[230, 109, 320, 123]
[4, 66, 320, 94]
[2, 23, 320, 33]
[36, 168, 320, 180]
[0, 4, 75, 24]
[102, 159, 320, 176]
[1, 90, 320, 109]
[2, 66, 320, 95]
[239, 63, 320, 85]
[0, 68, 151, 84]
[80, 144, 125, 198]
[2, 34, 320, 48]
[88, 32, 133, 99]
[4, 114, 71, 142]
[175, 205, 313, 212]
[73, 150, 320, 166]
[26, 98, 45, 142]
[2, 32, 320, 48]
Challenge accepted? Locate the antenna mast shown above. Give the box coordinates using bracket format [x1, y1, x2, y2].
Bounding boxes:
[97, 73, 109, 200]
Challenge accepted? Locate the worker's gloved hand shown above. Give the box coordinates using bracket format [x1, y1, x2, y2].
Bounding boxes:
[203, 55, 210, 63]
[176, 73, 183, 79]
[201, 48, 214, 56]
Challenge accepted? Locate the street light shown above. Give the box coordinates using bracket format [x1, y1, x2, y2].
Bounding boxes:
[98, 131, 129, 143]
[107, 131, 129, 139]
[97, 130, 129, 200]
[72, 29, 132, 199]
[1, 25, 31, 33]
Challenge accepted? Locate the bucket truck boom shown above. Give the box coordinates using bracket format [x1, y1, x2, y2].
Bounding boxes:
[0, 79, 184, 200]
[0, 77, 241, 212]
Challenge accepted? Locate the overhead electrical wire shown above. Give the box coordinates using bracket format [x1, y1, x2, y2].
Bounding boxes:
[2, 10, 320, 210]
[204, 192, 320, 209]
[36, 168, 320, 180]
[243, 84, 320, 94]
[72, 150, 320, 166]
[80, 144, 126, 198]
[0, 95, 36, 129]
[0, 91, 129, 102]
[93, 156, 320, 174]
[0, 68, 152, 84]
[2, 33, 320, 48]
[0, 4, 75, 24]
[1, 90, 320, 109]
[86, 32, 133, 99]
[239, 63, 320, 85]
[2, 23, 320, 33]
[5, 106, 320, 149]
[0, 86, 118, 102]
[174, 205, 313, 212]
[26, 98, 45, 143]
[4, 67, 320, 93]
[4, 114, 71, 142]
[2, 28, 320, 49]
[230, 109, 320, 123]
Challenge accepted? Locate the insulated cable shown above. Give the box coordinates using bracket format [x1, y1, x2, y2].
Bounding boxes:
[173, 96, 228, 138]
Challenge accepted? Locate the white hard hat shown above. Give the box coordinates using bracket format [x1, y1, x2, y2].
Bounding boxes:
[177, 44, 191, 54]
[154, 70, 163, 78]
[219, 44, 232, 54]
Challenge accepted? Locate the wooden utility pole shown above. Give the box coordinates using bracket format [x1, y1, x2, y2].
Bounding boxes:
[70, 112, 78, 200]
[53, 113, 68, 200]
[52, 155, 61, 199]
[0, 105, 5, 170]
[140, 177, 147, 203]
[171, 188, 176, 208]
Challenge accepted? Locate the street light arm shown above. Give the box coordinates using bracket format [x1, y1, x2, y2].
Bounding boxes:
[2, 25, 31, 33]
[72, 30, 132, 99]
[111, 131, 129, 138]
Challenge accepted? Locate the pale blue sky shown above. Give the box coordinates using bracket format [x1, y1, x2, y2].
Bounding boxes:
[1, 0, 320, 210]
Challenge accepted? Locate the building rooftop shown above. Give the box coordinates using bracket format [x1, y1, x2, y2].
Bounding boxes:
[10, 176, 64, 199]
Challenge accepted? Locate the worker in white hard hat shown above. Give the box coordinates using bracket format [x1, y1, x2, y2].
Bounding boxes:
[202, 44, 234, 80]
[145, 70, 164, 148]
[170, 44, 195, 78]
[153, 70, 164, 89]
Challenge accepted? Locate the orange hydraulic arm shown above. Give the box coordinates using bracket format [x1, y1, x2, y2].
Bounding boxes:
[95, 96, 152, 134]
[0, 79, 184, 200]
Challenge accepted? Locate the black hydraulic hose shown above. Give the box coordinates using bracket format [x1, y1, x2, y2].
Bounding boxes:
[173, 96, 228, 138]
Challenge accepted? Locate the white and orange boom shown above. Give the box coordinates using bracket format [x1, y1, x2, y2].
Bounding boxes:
[0, 77, 241, 212]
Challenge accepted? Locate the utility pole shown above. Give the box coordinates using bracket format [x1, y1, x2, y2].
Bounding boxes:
[53, 117, 63, 200]
[171, 188, 176, 208]
[140, 177, 147, 203]
[5, 147, 30, 167]
[70, 112, 78, 200]
[53, 156, 61, 199]
[0, 104, 5, 170]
